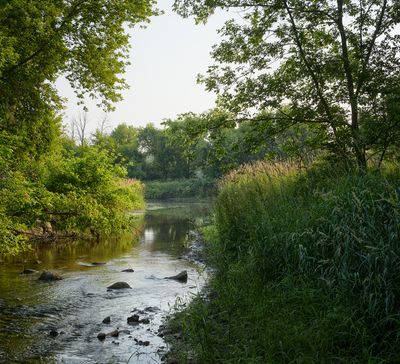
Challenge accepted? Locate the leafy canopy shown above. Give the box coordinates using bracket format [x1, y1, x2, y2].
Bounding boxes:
[174, 0, 400, 168]
[0, 0, 156, 158]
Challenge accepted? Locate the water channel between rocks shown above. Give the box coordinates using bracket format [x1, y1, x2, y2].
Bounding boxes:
[0, 200, 211, 364]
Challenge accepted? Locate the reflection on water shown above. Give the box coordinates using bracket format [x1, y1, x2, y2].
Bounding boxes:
[0, 200, 211, 364]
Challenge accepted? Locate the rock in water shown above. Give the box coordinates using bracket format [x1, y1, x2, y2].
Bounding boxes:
[164, 270, 188, 283]
[20, 269, 38, 275]
[97, 332, 106, 341]
[38, 271, 62, 282]
[121, 268, 134, 272]
[107, 329, 119, 337]
[127, 315, 139, 324]
[107, 282, 131, 290]
[91, 262, 106, 266]
[135, 339, 150, 346]
[102, 316, 111, 324]
[49, 330, 58, 337]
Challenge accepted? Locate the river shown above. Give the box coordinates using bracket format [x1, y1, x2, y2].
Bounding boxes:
[0, 200, 211, 364]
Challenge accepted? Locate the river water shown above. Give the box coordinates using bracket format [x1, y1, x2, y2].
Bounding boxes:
[0, 200, 210, 364]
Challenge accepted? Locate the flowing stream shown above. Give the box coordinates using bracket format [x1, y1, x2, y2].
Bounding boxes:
[0, 200, 210, 364]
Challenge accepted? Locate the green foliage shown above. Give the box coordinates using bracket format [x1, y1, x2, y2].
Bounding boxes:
[174, 0, 400, 169]
[169, 162, 400, 362]
[42, 146, 144, 234]
[216, 162, 400, 326]
[0, 142, 144, 256]
[164, 111, 279, 178]
[93, 122, 194, 181]
[93, 114, 307, 185]
[171, 276, 374, 364]
[0, 0, 156, 158]
[0, 212, 29, 256]
[144, 178, 215, 199]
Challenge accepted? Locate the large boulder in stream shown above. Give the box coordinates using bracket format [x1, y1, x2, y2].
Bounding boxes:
[164, 270, 188, 283]
[107, 282, 131, 290]
[38, 271, 62, 282]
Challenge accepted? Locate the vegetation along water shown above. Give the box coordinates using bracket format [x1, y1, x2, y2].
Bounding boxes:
[1, 0, 400, 363]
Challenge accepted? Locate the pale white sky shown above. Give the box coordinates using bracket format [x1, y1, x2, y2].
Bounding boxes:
[57, 3, 399, 135]
[57, 1, 230, 134]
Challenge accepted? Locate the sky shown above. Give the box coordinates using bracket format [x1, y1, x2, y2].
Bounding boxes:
[56, 1, 230, 134]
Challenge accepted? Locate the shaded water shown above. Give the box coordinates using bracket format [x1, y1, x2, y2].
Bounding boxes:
[0, 200, 210, 363]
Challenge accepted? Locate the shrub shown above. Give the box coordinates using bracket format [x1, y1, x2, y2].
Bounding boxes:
[0, 145, 144, 255]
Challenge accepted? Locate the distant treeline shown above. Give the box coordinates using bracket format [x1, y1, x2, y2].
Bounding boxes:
[88, 116, 270, 182]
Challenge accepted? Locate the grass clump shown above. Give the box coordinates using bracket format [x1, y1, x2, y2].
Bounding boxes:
[169, 161, 400, 363]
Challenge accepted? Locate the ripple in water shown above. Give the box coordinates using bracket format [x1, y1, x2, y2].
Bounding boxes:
[0, 200, 210, 363]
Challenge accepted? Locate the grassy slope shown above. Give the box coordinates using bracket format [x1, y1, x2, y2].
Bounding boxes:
[167, 162, 400, 363]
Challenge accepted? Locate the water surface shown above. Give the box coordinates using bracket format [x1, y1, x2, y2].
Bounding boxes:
[0, 200, 210, 363]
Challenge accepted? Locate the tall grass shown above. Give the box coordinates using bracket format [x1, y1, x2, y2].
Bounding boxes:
[216, 162, 400, 328]
[169, 161, 400, 363]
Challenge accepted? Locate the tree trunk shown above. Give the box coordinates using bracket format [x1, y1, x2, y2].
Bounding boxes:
[350, 112, 367, 171]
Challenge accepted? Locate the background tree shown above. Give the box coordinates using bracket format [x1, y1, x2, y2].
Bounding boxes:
[71, 111, 89, 146]
[137, 123, 192, 180]
[174, 0, 400, 169]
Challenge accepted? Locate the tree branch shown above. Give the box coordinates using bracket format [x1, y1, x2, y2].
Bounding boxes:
[356, 0, 388, 97]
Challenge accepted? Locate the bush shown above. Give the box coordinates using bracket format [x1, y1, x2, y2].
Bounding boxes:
[0, 145, 144, 256]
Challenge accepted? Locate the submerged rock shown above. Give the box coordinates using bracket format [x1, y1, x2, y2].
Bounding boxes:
[107, 282, 131, 290]
[91, 262, 106, 266]
[164, 270, 188, 283]
[102, 316, 111, 324]
[139, 318, 150, 324]
[107, 329, 119, 337]
[49, 330, 58, 337]
[134, 339, 150, 346]
[121, 268, 134, 272]
[127, 314, 139, 324]
[38, 271, 62, 282]
[20, 269, 38, 275]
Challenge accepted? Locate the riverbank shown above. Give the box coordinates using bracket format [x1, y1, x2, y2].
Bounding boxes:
[164, 161, 400, 363]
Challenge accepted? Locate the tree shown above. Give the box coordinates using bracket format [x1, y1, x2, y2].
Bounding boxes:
[0, 0, 156, 160]
[137, 124, 192, 180]
[164, 111, 274, 178]
[174, 0, 400, 169]
[71, 111, 89, 146]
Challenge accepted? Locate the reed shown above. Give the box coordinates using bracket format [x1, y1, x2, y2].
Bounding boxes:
[170, 161, 400, 363]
